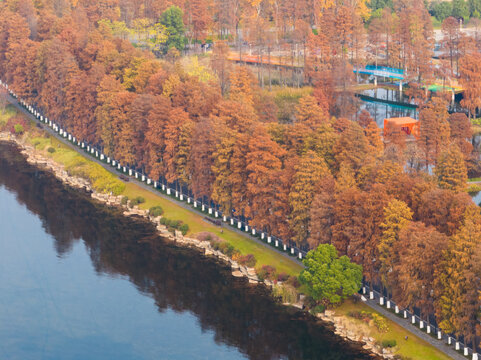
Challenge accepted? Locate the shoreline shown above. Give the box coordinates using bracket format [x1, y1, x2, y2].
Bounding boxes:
[0, 133, 262, 282]
[0, 131, 392, 359]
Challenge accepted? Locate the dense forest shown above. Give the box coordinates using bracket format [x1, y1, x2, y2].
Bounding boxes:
[0, 0, 481, 351]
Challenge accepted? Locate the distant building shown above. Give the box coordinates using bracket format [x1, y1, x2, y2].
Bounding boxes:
[383, 117, 420, 139]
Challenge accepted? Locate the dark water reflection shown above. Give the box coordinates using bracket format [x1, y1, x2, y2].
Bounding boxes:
[0, 143, 375, 360]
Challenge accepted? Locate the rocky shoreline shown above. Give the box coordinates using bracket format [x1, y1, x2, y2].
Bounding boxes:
[318, 311, 396, 359]
[0, 131, 391, 359]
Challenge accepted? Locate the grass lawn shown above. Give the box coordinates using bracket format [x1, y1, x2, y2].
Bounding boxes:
[0, 105, 17, 127]
[431, 16, 442, 30]
[122, 183, 303, 275]
[335, 300, 452, 360]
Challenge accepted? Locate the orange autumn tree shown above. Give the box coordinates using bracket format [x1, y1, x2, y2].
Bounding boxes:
[289, 151, 330, 246]
[244, 125, 287, 234]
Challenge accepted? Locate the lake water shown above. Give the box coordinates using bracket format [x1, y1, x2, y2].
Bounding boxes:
[0, 142, 374, 360]
[359, 88, 418, 126]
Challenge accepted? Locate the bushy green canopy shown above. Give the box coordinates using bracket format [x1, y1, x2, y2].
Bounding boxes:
[160, 6, 186, 52]
[300, 244, 363, 305]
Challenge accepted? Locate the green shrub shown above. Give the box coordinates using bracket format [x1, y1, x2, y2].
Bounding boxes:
[47, 147, 56, 153]
[179, 223, 189, 235]
[312, 304, 326, 314]
[372, 313, 389, 333]
[348, 310, 376, 323]
[170, 219, 181, 228]
[257, 265, 277, 281]
[159, 217, 189, 235]
[121, 196, 129, 205]
[149, 206, 164, 217]
[212, 241, 237, 257]
[381, 339, 397, 348]
[286, 275, 300, 288]
[130, 196, 145, 205]
[236, 253, 256, 267]
[273, 284, 298, 304]
[14, 124, 24, 134]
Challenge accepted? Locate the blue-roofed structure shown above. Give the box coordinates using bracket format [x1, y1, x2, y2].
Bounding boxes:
[354, 65, 405, 80]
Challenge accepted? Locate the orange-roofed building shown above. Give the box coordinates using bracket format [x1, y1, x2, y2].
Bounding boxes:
[383, 117, 420, 139]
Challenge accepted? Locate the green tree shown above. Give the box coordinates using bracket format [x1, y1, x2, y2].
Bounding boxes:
[431, 1, 453, 22]
[452, 0, 470, 21]
[469, 0, 481, 17]
[435, 145, 468, 192]
[300, 244, 363, 306]
[378, 199, 413, 292]
[368, 0, 393, 11]
[160, 6, 186, 53]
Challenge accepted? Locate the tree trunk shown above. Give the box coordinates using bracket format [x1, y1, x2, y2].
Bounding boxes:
[268, 46, 272, 91]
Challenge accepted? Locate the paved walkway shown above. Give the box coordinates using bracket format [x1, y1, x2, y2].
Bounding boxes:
[7, 94, 463, 360]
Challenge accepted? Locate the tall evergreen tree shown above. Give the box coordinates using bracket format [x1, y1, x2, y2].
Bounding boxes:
[378, 199, 413, 292]
[435, 145, 468, 192]
[160, 6, 186, 52]
[288, 151, 330, 246]
[435, 206, 481, 348]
